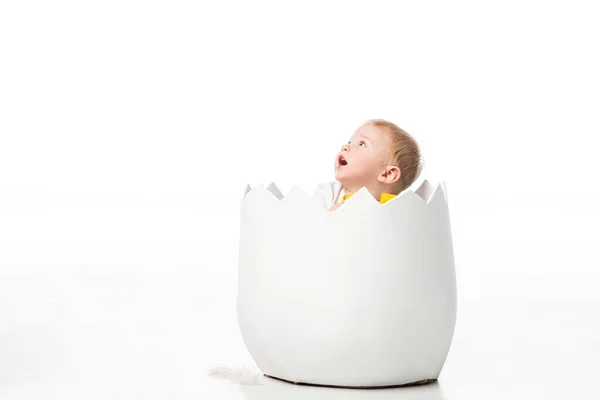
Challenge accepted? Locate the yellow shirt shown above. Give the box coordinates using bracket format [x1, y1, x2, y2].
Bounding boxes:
[342, 192, 396, 204]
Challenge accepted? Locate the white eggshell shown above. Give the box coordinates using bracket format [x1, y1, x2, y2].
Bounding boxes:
[237, 180, 457, 388]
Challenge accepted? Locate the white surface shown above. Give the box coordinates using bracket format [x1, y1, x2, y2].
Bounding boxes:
[1, 254, 598, 398]
[238, 181, 456, 387]
[2, 0, 600, 398]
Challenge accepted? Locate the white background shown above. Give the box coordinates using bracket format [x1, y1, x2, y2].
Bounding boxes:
[1, 1, 599, 398]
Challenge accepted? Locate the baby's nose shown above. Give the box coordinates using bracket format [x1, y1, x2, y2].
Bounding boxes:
[341, 144, 349, 152]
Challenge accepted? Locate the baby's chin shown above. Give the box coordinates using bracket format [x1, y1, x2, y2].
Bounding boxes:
[334, 170, 348, 183]
[335, 173, 366, 190]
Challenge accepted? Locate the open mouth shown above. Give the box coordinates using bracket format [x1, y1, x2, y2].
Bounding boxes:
[338, 154, 348, 166]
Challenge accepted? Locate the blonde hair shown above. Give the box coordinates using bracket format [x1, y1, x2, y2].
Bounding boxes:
[368, 119, 423, 193]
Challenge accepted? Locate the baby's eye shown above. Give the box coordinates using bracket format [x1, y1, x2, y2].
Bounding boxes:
[359, 141, 366, 147]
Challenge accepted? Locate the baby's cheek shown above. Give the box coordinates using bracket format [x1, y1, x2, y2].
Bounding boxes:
[356, 162, 372, 175]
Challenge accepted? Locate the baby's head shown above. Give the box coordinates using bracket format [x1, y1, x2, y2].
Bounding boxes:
[335, 119, 423, 199]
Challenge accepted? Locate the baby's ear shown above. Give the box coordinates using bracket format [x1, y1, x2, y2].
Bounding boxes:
[378, 166, 401, 184]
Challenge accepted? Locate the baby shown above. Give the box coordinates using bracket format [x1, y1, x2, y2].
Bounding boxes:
[315, 119, 423, 211]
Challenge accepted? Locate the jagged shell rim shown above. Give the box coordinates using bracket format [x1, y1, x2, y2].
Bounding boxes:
[242, 179, 448, 206]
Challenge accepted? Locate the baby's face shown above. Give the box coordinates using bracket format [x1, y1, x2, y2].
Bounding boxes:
[334, 123, 391, 192]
